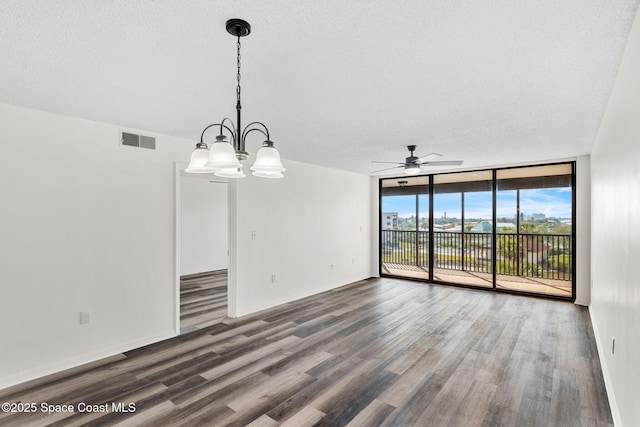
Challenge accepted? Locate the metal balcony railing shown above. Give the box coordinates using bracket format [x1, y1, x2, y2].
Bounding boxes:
[381, 230, 572, 281]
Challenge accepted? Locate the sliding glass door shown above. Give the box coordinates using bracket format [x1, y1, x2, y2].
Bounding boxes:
[433, 171, 493, 288]
[380, 176, 429, 279]
[495, 164, 573, 297]
[379, 163, 575, 300]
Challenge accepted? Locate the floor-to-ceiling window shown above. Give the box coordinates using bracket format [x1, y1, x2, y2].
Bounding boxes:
[495, 163, 574, 297]
[380, 176, 429, 279]
[433, 170, 493, 288]
[379, 163, 575, 300]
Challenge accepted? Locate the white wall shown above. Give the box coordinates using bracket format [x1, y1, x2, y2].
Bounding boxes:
[0, 103, 375, 388]
[179, 175, 228, 276]
[0, 103, 192, 388]
[230, 160, 372, 317]
[590, 5, 640, 426]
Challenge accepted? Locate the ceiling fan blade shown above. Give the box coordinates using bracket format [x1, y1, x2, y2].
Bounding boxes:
[421, 160, 464, 166]
[418, 152, 443, 160]
[371, 165, 404, 174]
[371, 161, 404, 165]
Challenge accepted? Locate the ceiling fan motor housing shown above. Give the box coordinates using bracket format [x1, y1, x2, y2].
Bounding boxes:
[405, 145, 419, 165]
[405, 156, 419, 164]
[370, 144, 462, 174]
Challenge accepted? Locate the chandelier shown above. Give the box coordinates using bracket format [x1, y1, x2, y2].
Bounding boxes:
[186, 19, 285, 178]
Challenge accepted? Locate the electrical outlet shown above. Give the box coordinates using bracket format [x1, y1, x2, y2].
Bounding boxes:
[330, 264, 334, 270]
[251, 231, 257, 240]
[352, 258, 355, 265]
[80, 310, 91, 325]
[271, 274, 276, 283]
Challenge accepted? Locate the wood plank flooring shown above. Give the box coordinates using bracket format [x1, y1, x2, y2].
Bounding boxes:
[180, 270, 228, 333]
[0, 277, 612, 426]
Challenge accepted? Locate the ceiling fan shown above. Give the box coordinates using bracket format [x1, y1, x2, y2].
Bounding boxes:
[371, 145, 463, 175]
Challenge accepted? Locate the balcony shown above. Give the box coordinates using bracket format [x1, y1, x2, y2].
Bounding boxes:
[381, 230, 572, 297]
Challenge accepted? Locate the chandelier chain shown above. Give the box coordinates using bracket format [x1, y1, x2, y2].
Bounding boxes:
[236, 35, 241, 104]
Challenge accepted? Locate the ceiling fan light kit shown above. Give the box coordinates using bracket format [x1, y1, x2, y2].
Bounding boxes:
[404, 164, 421, 175]
[371, 145, 463, 175]
[186, 19, 285, 179]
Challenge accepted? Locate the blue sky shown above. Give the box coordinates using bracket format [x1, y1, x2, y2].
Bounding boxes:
[382, 188, 572, 219]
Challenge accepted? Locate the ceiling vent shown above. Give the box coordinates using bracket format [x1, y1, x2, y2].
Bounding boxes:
[121, 132, 156, 150]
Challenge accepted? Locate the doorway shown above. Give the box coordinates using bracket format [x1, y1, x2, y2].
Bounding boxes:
[177, 169, 229, 333]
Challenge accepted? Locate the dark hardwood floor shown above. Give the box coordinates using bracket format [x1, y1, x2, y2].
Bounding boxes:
[0, 277, 612, 426]
[180, 270, 228, 333]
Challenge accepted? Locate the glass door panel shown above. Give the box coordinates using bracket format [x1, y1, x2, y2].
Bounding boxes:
[463, 190, 493, 288]
[380, 176, 429, 279]
[496, 164, 573, 297]
[433, 192, 462, 275]
[433, 171, 492, 286]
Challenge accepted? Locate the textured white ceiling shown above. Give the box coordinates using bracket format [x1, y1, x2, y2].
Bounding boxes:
[1, 0, 638, 175]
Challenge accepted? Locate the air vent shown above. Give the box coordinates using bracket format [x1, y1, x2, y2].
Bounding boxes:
[121, 132, 156, 150]
[139, 135, 156, 149]
[121, 132, 139, 147]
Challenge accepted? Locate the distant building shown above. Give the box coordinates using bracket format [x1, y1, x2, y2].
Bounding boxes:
[525, 237, 549, 264]
[497, 222, 517, 231]
[382, 213, 399, 249]
[470, 221, 492, 233]
[382, 212, 398, 230]
[522, 213, 546, 221]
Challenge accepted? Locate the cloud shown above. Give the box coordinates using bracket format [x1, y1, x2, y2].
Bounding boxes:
[382, 187, 572, 221]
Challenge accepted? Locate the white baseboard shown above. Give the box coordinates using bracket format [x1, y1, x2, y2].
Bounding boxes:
[0, 329, 176, 390]
[589, 308, 622, 426]
[235, 274, 371, 318]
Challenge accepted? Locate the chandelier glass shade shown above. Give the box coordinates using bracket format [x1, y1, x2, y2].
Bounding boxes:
[251, 142, 286, 174]
[207, 135, 242, 170]
[214, 167, 246, 178]
[186, 19, 285, 179]
[185, 143, 212, 173]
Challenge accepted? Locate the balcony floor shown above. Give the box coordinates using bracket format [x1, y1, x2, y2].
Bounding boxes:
[382, 263, 572, 298]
